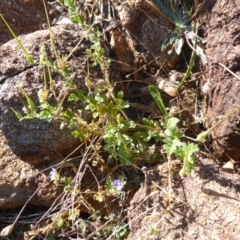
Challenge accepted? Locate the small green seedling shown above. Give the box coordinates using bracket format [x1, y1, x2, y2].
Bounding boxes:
[162, 117, 199, 177]
[150, 1, 207, 90]
[178, 142, 199, 177]
[151, 0, 206, 54]
[0, 14, 34, 64]
[150, 0, 191, 54]
[148, 85, 168, 118]
[11, 83, 37, 120]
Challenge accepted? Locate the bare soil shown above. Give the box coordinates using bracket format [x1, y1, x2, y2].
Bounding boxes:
[127, 156, 240, 240]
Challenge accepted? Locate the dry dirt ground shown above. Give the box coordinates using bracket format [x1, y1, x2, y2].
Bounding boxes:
[127, 156, 240, 240]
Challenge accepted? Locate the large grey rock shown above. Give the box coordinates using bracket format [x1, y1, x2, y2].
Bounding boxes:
[0, 24, 103, 208]
[0, 129, 60, 209]
[0, 25, 98, 164]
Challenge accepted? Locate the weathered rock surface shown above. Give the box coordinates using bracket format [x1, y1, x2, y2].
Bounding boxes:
[107, 0, 180, 74]
[0, 25, 97, 164]
[0, 129, 60, 209]
[0, 0, 52, 45]
[200, 0, 240, 163]
[0, 24, 104, 207]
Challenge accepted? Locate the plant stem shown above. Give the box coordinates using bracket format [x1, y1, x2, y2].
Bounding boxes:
[196, 108, 239, 142]
[0, 14, 34, 64]
[177, 24, 199, 90]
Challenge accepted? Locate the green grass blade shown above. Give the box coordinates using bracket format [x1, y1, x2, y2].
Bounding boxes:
[18, 84, 36, 112]
[11, 108, 23, 120]
[0, 14, 34, 64]
[148, 85, 168, 117]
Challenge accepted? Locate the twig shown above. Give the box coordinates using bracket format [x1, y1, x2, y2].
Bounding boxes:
[217, 62, 240, 81]
[0, 185, 42, 237]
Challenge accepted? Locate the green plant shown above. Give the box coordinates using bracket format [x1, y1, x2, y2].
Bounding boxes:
[150, 0, 208, 93]
[150, 0, 205, 55]
[11, 31, 200, 174]
[105, 176, 126, 196]
[68, 84, 164, 164]
[9, 0, 203, 180]
[6, 0, 207, 238]
[50, 168, 73, 192]
[150, 0, 192, 54]
[57, 0, 85, 26]
[0, 14, 34, 63]
[149, 85, 168, 118]
[114, 222, 129, 240]
[162, 117, 199, 176]
[149, 85, 199, 176]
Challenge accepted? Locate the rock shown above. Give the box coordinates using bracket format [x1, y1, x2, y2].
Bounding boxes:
[0, 25, 98, 164]
[0, 0, 52, 45]
[199, 0, 240, 162]
[0, 24, 104, 208]
[108, 0, 180, 74]
[0, 129, 60, 209]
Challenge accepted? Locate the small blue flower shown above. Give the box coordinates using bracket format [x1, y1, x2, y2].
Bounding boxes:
[113, 179, 124, 191]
